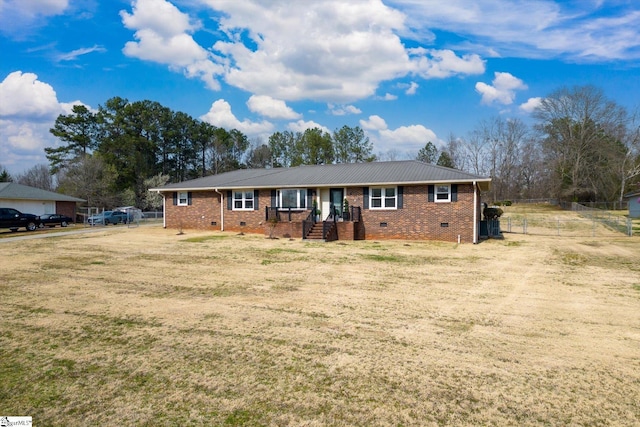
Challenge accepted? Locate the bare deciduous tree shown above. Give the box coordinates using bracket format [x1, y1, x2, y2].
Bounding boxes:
[143, 173, 170, 210]
[534, 85, 628, 201]
[57, 155, 118, 208]
[15, 164, 54, 191]
[617, 112, 640, 203]
[444, 133, 465, 171]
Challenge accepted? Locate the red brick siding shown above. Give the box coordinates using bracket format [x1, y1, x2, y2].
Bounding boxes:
[224, 202, 264, 234]
[345, 184, 476, 243]
[336, 221, 355, 240]
[164, 184, 479, 242]
[164, 190, 309, 236]
[164, 191, 222, 230]
[225, 190, 308, 236]
[267, 220, 304, 239]
[56, 201, 78, 222]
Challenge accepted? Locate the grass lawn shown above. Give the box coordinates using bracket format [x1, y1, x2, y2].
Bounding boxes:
[1, 221, 639, 426]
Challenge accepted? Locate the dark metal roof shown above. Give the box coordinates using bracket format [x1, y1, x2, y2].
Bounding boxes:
[0, 182, 85, 202]
[154, 161, 491, 191]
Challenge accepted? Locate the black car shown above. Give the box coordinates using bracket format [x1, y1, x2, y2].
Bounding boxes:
[39, 213, 73, 228]
[0, 207, 40, 231]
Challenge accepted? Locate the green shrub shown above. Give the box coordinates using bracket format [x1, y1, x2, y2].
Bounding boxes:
[483, 206, 504, 220]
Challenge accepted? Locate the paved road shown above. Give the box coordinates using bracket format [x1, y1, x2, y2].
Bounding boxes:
[0, 223, 151, 243]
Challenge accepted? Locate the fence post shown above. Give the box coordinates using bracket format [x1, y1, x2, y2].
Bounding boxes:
[557, 219, 560, 236]
[628, 218, 633, 237]
[523, 218, 527, 234]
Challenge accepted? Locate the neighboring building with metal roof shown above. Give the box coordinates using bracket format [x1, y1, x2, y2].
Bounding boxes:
[153, 160, 492, 243]
[624, 191, 640, 218]
[0, 182, 85, 219]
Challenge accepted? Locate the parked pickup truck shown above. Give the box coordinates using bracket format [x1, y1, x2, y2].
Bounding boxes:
[0, 207, 41, 231]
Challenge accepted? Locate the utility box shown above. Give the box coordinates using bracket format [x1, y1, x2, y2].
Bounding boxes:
[479, 220, 502, 238]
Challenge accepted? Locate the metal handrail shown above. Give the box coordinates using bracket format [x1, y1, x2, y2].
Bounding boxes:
[302, 208, 315, 238]
[265, 206, 280, 221]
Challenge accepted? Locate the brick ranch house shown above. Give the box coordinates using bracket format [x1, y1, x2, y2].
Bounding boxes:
[153, 160, 492, 243]
[0, 182, 85, 219]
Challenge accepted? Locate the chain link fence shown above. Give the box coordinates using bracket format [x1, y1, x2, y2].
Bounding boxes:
[76, 208, 163, 227]
[501, 202, 636, 237]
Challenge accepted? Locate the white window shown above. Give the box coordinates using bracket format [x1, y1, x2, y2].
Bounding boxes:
[435, 184, 451, 202]
[177, 192, 189, 206]
[370, 187, 397, 209]
[233, 191, 254, 210]
[278, 189, 307, 209]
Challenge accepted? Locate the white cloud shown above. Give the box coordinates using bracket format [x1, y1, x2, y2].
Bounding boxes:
[328, 104, 362, 116]
[410, 48, 485, 79]
[0, 71, 86, 173]
[200, 99, 274, 136]
[199, 0, 486, 103]
[405, 82, 419, 95]
[56, 45, 106, 62]
[117, 1, 498, 103]
[360, 115, 388, 131]
[379, 125, 438, 151]
[121, 0, 193, 38]
[287, 120, 331, 135]
[519, 97, 543, 113]
[0, 0, 69, 36]
[1, 120, 46, 152]
[59, 100, 94, 115]
[207, 0, 410, 102]
[121, 0, 223, 90]
[0, 71, 64, 119]
[391, 0, 640, 61]
[376, 93, 399, 101]
[475, 71, 528, 105]
[359, 114, 439, 153]
[0, 119, 51, 173]
[246, 95, 301, 120]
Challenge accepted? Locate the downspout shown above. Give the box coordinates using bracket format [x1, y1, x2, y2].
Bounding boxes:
[215, 188, 224, 231]
[472, 181, 478, 244]
[162, 192, 166, 228]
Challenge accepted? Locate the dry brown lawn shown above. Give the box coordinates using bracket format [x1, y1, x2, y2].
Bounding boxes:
[1, 209, 639, 426]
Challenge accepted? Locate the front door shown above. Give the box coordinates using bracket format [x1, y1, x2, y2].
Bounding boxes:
[330, 188, 344, 218]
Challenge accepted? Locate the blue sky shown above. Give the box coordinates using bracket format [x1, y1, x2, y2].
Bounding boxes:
[1, 0, 639, 175]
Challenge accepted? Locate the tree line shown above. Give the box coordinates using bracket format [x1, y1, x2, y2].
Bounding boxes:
[11, 96, 377, 208]
[434, 86, 640, 204]
[1, 85, 638, 209]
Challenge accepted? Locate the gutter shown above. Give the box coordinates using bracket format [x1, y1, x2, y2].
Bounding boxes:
[473, 180, 478, 244]
[214, 188, 224, 231]
[152, 178, 492, 192]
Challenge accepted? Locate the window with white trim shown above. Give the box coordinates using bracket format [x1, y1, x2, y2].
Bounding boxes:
[177, 191, 189, 206]
[277, 189, 307, 209]
[435, 184, 451, 202]
[233, 191, 254, 210]
[370, 187, 397, 209]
